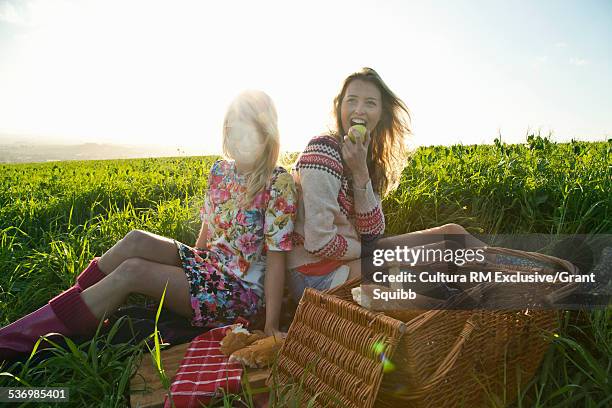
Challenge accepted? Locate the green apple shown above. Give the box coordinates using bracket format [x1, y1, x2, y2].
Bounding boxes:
[348, 124, 367, 143]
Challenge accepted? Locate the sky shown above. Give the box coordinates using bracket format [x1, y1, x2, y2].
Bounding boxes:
[0, 0, 610, 154]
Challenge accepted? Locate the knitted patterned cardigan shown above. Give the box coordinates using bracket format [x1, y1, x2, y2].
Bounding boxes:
[287, 135, 385, 272]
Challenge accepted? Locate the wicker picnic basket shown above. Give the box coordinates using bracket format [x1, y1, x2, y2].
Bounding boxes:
[274, 247, 577, 408]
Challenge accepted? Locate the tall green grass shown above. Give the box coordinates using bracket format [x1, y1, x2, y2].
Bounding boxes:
[1, 136, 610, 406]
[385, 137, 611, 235]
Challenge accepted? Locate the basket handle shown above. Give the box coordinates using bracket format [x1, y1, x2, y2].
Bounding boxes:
[411, 317, 477, 397]
[486, 246, 581, 305]
[386, 245, 578, 275]
[485, 246, 579, 274]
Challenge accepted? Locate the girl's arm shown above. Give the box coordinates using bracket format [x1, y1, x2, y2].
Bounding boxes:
[263, 250, 286, 337]
[195, 160, 219, 249]
[194, 221, 208, 249]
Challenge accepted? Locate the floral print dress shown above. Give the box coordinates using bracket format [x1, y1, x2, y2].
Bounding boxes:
[175, 160, 297, 327]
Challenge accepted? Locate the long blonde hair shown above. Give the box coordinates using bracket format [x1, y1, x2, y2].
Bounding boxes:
[222, 90, 280, 207]
[333, 68, 411, 197]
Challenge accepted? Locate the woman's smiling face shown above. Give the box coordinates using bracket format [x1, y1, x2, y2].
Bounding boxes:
[340, 79, 383, 135]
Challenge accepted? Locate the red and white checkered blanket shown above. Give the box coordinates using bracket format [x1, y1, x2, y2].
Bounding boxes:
[163, 326, 242, 408]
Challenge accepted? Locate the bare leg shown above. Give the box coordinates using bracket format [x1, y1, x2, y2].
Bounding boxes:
[81, 257, 192, 320]
[346, 258, 362, 280]
[97, 230, 182, 275]
[348, 240, 458, 281]
[343, 224, 488, 288]
[378, 223, 488, 249]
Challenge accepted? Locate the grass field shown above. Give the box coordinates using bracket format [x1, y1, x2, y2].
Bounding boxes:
[1, 136, 610, 407]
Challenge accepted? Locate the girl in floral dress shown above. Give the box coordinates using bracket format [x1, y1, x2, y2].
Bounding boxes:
[1, 90, 296, 361]
[178, 155, 296, 329]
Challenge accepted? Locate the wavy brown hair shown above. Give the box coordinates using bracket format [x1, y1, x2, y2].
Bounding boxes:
[333, 67, 411, 197]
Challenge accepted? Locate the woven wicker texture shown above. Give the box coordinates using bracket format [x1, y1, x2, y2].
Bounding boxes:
[274, 288, 406, 408]
[275, 247, 574, 407]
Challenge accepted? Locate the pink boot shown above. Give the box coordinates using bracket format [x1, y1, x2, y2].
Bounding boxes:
[0, 286, 99, 362]
[75, 258, 106, 290]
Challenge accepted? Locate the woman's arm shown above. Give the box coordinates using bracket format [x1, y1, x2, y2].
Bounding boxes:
[299, 136, 361, 260]
[263, 250, 286, 337]
[194, 221, 208, 249]
[342, 133, 385, 236]
[341, 130, 370, 189]
[353, 182, 385, 237]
